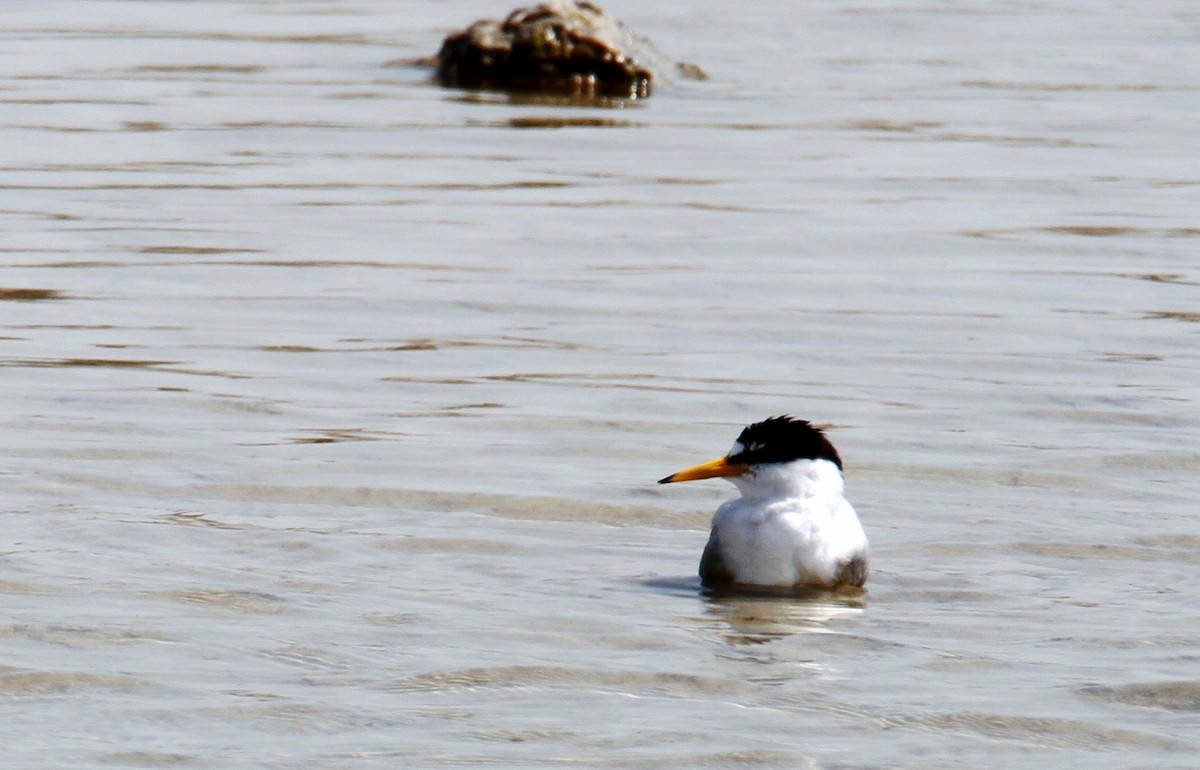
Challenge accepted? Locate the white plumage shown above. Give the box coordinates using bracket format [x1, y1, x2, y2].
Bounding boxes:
[660, 416, 869, 591]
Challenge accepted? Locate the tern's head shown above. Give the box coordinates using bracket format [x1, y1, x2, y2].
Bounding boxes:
[658, 416, 844, 494]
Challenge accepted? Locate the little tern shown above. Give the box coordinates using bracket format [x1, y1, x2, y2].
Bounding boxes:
[659, 416, 869, 591]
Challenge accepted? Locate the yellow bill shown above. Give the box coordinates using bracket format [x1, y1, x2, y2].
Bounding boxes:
[658, 456, 749, 484]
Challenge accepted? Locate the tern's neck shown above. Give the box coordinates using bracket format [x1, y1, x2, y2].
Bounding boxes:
[729, 458, 844, 501]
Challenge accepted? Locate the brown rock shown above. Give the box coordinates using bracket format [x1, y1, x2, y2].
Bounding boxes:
[435, 1, 702, 100]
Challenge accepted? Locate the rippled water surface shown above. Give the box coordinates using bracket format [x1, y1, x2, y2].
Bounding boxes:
[3, 1, 1199, 767]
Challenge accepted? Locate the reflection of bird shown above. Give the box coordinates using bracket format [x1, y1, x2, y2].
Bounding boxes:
[659, 416, 869, 590]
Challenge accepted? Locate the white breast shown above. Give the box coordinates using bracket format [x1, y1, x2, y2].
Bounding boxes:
[707, 458, 869, 588]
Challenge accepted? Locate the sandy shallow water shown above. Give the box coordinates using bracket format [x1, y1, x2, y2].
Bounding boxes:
[3, 1, 1199, 767]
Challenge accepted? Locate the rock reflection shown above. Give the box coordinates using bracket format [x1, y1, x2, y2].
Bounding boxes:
[0, 288, 62, 301]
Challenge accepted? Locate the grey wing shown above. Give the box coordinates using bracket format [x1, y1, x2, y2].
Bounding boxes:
[834, 552, 869, 588]
[698, 531, 733, 587]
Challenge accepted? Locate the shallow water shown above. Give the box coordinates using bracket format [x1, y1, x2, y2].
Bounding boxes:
[3, 0, 1199, 767]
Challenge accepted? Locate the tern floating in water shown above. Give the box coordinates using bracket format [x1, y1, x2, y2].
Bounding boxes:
[659, 416, 869, 591]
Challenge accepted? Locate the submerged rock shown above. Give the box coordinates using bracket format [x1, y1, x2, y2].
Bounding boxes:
[435, 1, 701, 100]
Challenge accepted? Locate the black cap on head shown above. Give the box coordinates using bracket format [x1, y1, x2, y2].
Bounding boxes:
[727, 415, 843, 470]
